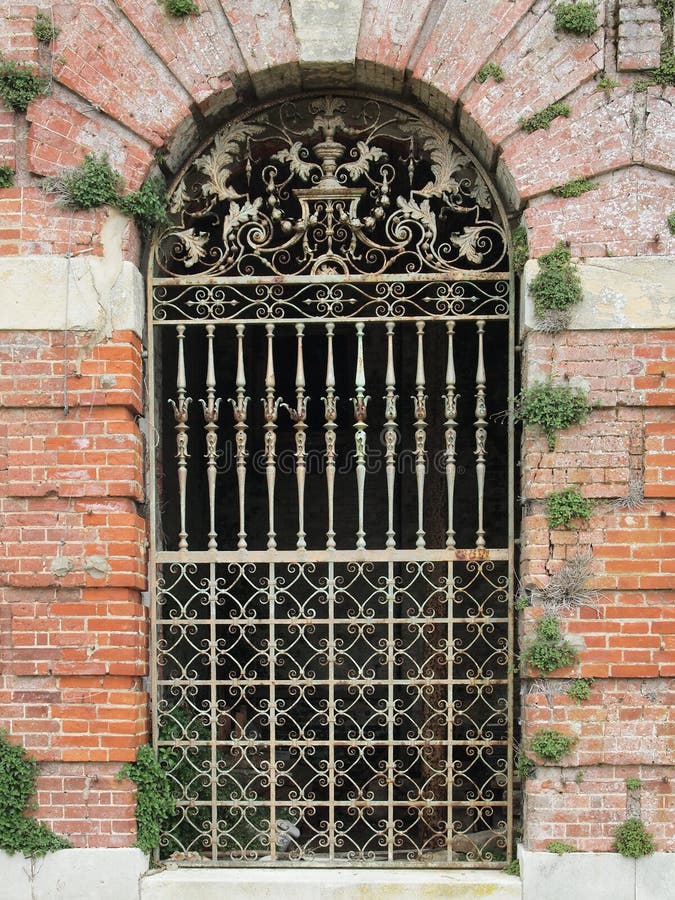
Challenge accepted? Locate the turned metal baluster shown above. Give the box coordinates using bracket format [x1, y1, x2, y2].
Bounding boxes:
[169, 325, 191, 550]
[444, 322, 458, 548]
[352, 322, 369, 551]
[229, 324, 249, 550]
[200, 325, 221, 551]
[323, 323, 338, 550]
[383, 322, 398, 549]
[262, 324, 282, 550]
[412, 321, 428, 549]
[474, 319, 487, 548]
[285, 324, 308, 550]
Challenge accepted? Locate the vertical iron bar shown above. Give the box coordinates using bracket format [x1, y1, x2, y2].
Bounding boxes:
[169, 324, 191, 551]
[268, 561, 277, 858]
[263, 324, 281, 550]
[327, 560, 335, 858]
[474, 320, 487, 548]
[507, 266, 516, 861]
[413, 321, 428, 549]
[446, 558, 454, 862]
[352, 322, 368, 551]
[323, 324, 338, 550]
[230, 324, 249, 550]
[383, 323, 398, 549]
[444, 322, 458, 549]
[201, 325, 221, 551]
[209, 561, 218, 858]
[288, 324, 308, 550]
[386, 559, 395, 861]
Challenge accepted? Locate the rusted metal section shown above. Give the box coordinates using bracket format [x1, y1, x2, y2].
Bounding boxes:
[148, 93, 515, 867]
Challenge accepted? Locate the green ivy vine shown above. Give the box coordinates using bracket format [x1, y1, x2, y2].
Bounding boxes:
[0, 731, 71, 857]
[118, 745, 175, 855]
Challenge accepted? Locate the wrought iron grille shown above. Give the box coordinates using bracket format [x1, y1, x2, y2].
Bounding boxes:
[148, 94, 515, 866]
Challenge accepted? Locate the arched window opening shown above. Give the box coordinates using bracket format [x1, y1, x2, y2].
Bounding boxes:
[148, 93, 515, 866]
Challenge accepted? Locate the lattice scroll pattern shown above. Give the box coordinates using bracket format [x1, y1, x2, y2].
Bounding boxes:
[149, 94, 515, 866]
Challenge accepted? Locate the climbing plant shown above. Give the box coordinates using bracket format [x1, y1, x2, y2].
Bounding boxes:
[0, 731, 71, 857]
[118, 745, 175, 855]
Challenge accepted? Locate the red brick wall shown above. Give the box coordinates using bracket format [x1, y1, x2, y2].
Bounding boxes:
[0, 330, 147, 846]
[520, 328, 675, 850]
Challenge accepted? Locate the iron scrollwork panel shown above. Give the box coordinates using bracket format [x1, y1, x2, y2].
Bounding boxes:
[155, 560, 509, 864]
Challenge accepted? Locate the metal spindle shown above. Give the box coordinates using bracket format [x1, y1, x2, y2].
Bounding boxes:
[383, 322, 398, 549]
[323, 323, 338, 550]
[443, 322, 458, 548]
[230, 324, 249, 550]
[352, 322, 369, 550]
[285, 324, 308, 550]
[412, 321, 428, 549]
[262, 324, 282, 550]
[200, 325, 221, 550]
[169, 324, 191, 550]
[474, 319, 487, 548]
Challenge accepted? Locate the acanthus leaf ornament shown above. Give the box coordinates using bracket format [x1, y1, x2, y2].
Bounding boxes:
[153, 94, 508, 287]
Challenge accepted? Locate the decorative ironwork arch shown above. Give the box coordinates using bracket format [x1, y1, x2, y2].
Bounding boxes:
[148, 93, 515, 867]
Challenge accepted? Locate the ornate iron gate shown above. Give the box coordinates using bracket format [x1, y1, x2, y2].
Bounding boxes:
[148, 94, 515, 866]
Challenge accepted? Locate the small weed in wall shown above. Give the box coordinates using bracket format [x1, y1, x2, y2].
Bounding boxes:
[33, 11, 60, 44]
[0, 164, 14, 188]
[614, 818, 655, 858]
[0, 57, 48, 112]
[516, 752, 536, 781]
[533, 552, 600, 613]
[522, 614, 579, 675]
[43, 153, 169, 233]
[117, 175, 169, 234]
[505, 859, 520, 876]
[514, 380, 591, 450]
[0, 731, 71, 856]
[551, 177, 597, 198]
[476, 62, 504, 84]
[567, 677, 594, 703]
[530, 728, 577, 763]
[529, 242, 583, 332]
[596, 74, 619, 95]
[668, 212, 675, 235]
[625, 777, 642, 791]
[520, 102, 570, 133]
[161, 0, 200, 16]
[554, 2, 599, 37]
[44, 153, 121, 209]
[545, 486, 592, 529]
[512, 224, 529, 275]
[547, 841, 577, 855]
